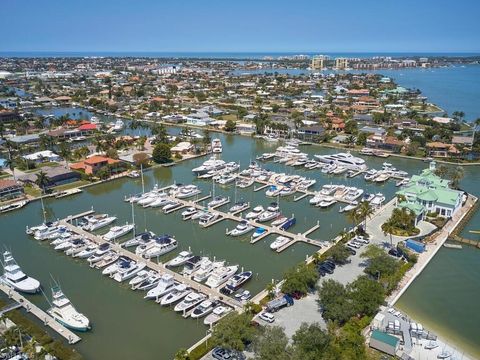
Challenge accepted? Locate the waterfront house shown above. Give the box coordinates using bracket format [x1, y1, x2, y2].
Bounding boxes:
[18, 167, 81, 188]
[426, 142, 460, 158]
[171, 142, 193, 154]
[0, 180, 24, 200]
[186, 111, 214, 127]
[0, 110, 21, 123]
[23, 150, 61, 163]
[70, 156, 121, 176]
[296, 125, 325, 140]
[396, 162, 463, 221]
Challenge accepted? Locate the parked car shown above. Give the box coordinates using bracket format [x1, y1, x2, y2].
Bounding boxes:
[318, 264, 334, 274]
[212, 347, 245, 360]
[355, 235, 370, 244]
[388, 248, 404, 258]
[346, 247, 356, 255]
[347, 241, 361, 249]
[259, 312, 275, 323]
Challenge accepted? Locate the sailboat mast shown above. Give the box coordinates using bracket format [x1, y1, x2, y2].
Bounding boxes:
[131, 201, 136, 238]
[141, 163, 145, 194]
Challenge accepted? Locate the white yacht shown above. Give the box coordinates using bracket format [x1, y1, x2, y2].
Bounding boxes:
[257, 210, 280, 223]
[165, 251, 194, 267]
[74, 244, 98, 259]
[364, 169, 378, 181]
[128, 270, 151, 288]
[103, 224, 134, 241]
[135, 272, 162, 291]
[270, 236, 290, 250]
[159, 284, 190, 305]
[101, 256, 130, 276]
[181, 256, 204, 276]
[245, 205, 264, 220]
[228, 201, 249, 213]
[315, 152, 367, 171]
[211, 138, 222, 153]
[174, 292, 206, 312]
[265, 185, 282, 198]
[205, 265, 238, 288]
[93, 251, 119, 269]
[198, 213, 221, 227]
[207, 196, 228, 207]
[317, 198, 337, 208]
[87, 244, 111, 265]
[175, 185, 201, 199]
[144, 273, 176, 300]
[371, 193, 386, 206]
[141, 235, 177, 259]
[204, 306, 231, 326]
[121, 231, 156, 248]
[47, 286, 90, 332]
[1, 251, 40, 293]
[112, 260, 146, 282]
[191, 300, 216, 319]
[192, 157, 226, 175]
[148, 196, 170, 208]
[217, 174, 237, 185]
[228, 221, 254, 236]
[181, 207, 198, 220]
[221, 271, 253, 294]
[192, 259, 224, 283]
[81, 214, 117, 232]
[344, 188, 364, 202]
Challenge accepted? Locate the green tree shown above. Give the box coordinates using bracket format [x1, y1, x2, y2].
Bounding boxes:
[347, 276, 385, 317]
[450, 166, 464, 189]
[224, 119, 236, 132]
[253, 326, 291, 360]
[328, 245, 351, 265]
[35, 170, 50, 193]
[58, 142, 72, 167]
[356, 132, 368, 146]
[344, 120, 358, 134]
[281, 263, 318, 295]
[317, 279, 353, 324]
[211, 313, 256, 351]
[434, 164, 449, 178]
[173, 348, 189, 360]
[357, 201, 375, 228]
[291, 323, 331, 360]
[152, 143, 172, 164]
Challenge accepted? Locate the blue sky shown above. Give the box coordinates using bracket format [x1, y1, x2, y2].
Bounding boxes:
[2, 0, 479, 53]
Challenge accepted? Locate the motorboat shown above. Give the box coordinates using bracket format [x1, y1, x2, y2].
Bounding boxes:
[270, 236, 290, 250]
[319, 184, 338, 196]
[371, 193, 386, 206]
[321, 163, 337, 174]
[111, 119, 124, 132]
[245, 205, 264, 220]
[191, 209, 208, 220]
[317, 198, 337, 208]
[34, 225, 64, 241]
[93, 251, 119, 269]
[314, 152, 367, 171]
[192, 259, 225, 283]
[437, 351, 452, 359]
[121, 231, 156, 248]
[339, 202, 358, 213]
[395, 178, 410, 187]
[279, 186, 295, 197]
[1, 251, 40, 293]
[159, 284, 190, 305]
[239, 290, 251, 301]
[279, 217, 296, 231]
[26, 221, 58, 236]
[236, 178, 254, 188]
[87, 243, 111, 265]
[198, 213, 221, 227]
[207, 196, 228, 207]
[205, 265, 238, 288]
[228, 201, 249, 213]
[265, 185, 282, 197]
[181, 207, 197, 220]
[191, 300, 216, 319]
[138, 193, 161, 207]
[257, 210, 280, 223]
[221, 271, 252, 295]
[228, 221, 254, 236]
[103, 224, 134, 241]
[364, 169, 378, 181]
[64, 239, 88, 256]
[81, 214, 117, 231]
[211, 138, 222, 153]
[148, 197, 170, 208]
[0, 200, 29, 213]
[145, 273, 176, 300]
[113, 259, 146, 282]
[271, 216, 288, 227]
[175, 185, 201, 199]
[375, 171, 391, 183]
[174, 292, 206, 312]
[162, 201, 182, 213]
[182, 256, 204, 276]
[128, 270, 151, 288]
[424, 340, 439, 350]
[141, 235, 177, 259]
[217, 174, 237, 185]
[135, 272, 162, 291]
[47, 286, 90, 332]
[344, 187, 364, 202]
[256, 153, 275, 161]
[165, 251, 194, 267]
[192, 157, 226, 175]
[332, 166, 348, 175]
[101, 256, 130, 276]
[75, 244, 98, 259]
[204, 305, 232, 326]
[252, 227, 266, 238]
[55, 238, 81, 252]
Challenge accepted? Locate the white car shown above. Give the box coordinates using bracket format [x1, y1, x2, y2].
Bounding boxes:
[259, 312, 275, 323]
[355, 236, 370, 244]
[347, 241, 361, 249]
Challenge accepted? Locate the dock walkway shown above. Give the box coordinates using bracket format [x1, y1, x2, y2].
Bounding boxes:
[0, 283, 81, 344]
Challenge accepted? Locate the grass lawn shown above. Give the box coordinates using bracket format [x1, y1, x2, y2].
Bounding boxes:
[220, 114, 238, 121]
[24, 186, 42, 198]
[53, 180, 90, 192]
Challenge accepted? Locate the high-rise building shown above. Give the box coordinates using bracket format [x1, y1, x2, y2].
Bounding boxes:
[311, 55, 327, 70]
[335, 57, 349, 70]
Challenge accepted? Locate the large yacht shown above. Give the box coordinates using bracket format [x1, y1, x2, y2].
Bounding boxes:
[47, 286, 90, 332]
[141, 235, 178, 259]
[211, 138, 223, 153]
[103, 224, 134, 241]
[205, 265, 238, 288]
[80, 214, 117, 232]
[1, 251, 40, 293]
[144, 274, 176, 300]
[159, 284, 191, 305]
[192, 156, 226, 175]
[314, 152, 367, 171]
[174, 292, 206, 312]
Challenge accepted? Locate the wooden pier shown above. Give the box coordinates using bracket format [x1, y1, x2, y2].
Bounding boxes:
[60, 217, 243, 311]
[0, 283, 82, 344]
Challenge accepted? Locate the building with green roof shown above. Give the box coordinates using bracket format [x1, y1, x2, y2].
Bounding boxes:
[396, 161, 463, 223]
[369, 330, 400, 356]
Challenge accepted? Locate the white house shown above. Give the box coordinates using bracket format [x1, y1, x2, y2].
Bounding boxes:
[23, 150, 61, 163]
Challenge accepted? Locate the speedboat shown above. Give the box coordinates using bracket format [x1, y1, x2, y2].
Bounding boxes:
[252, 227, 266, 238]
[266, 202, 279, 212]
[87, 244, 111, 265]
[245, 205, 264, 220]
[207, 196, 228, 207]
[93, 251, 119, 269]
[265, 185, 282, 197]
[165, 251, 194, 267]
[145, 273, 176, 300]
[1, 251, 40, 293]
[375, 171, 390, 183]
[181, 207, 197, 220]
[47, 286, 90, 331]
[270, 236, 290, 250]
[162, 201, 182, 213]
[228, 221, 254, 236]
[271, 216, 288, 227]
[220, 271, 252, 295]
[198, 213, 221, 227]
[257, 210, 280, 223]
[205, 265, 238, 288]
[141, 235, 177, 259]
[204, 305, 231, 325]
[103, 224, 134, 241]
[228, 201, 249, 213]
[113, 260, 146, 282]
[236, 178, 254, 188]
[174, 292, 206, 312]
[159, 284, 190, 305]
[149, 197, 170, 208]
[317, 198, 337, 208]
[191, 300, 216, 319]
[81, 215, 117, 232]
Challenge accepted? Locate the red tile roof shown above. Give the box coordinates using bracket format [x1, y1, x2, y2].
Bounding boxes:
[77, 123, 97, 131]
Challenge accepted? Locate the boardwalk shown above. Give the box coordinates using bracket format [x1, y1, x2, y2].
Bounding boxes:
[0, 283, 81, 344]
[60, 218, 243, 310]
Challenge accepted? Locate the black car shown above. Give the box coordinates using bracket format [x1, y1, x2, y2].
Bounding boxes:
[318, 264, 334, 274]
[212, 347, 245, 360]
[346, 247, 356, 255]
[323, 260, 336, 268]
[320, 261, 335, 270]
[388, 248, 403, 258]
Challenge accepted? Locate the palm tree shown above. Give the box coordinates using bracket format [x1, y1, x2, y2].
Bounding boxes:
[345, 135, 356, 148]
[358, 201, 375, 228]
[382, 221, 395, 248]
[265, 281, 277, 299]
[450, 166, 464, 189]
[4, 157, 17, 181]
[346, 209, 361, 229]
[58, 142, 72, 168]
[35, 170, 50, 194]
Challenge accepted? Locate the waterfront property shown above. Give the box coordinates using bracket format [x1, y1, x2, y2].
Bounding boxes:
[0, 180, 24, 200]
[396, 162, 463, 221]
[70, 155, 121, 175]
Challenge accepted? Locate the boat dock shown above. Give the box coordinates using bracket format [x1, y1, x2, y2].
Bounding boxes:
[59, 216, 243, 311]
[0, 283, 82, 344]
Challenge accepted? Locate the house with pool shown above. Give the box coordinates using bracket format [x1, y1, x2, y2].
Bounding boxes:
[395, 162, 464, 224]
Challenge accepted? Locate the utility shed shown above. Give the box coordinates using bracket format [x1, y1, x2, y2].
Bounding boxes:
[369, 330, 399, 356]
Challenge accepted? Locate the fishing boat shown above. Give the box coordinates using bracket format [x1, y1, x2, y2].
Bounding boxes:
[47, 286, 90, 331]
[165, 251, 194, 267]
[145, 273, 176, 300]
[270, 236, 290, 250]
[159, 284, 191, 305]
[103, 224, 134, 241]
[228, 221, 255, 236]
[0, 251, 40, 293]
[205, 265, 238, 288]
